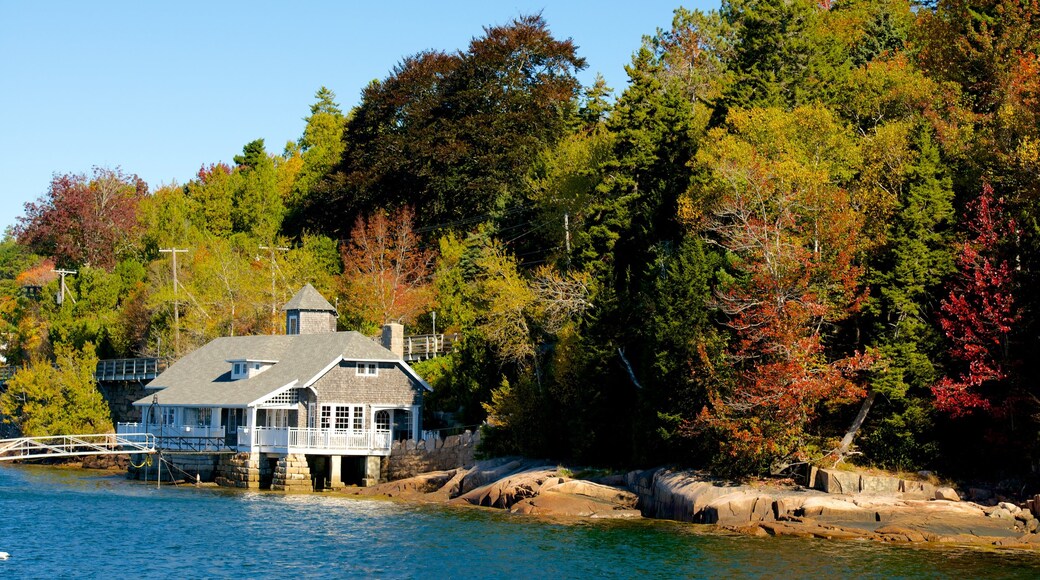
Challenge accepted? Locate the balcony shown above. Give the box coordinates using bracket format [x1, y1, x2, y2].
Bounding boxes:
[241, 427, 393, 456]
[116, 422, 229, 452]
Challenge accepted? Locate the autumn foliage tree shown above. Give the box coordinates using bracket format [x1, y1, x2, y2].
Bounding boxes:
[15, 167, 147, 270]
[339, 207, 435, 331]
[932, 183, 1020, 416]
[694, 106, 872, 473]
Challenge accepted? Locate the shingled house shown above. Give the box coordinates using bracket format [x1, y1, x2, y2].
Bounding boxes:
[120, 284, 430, 489]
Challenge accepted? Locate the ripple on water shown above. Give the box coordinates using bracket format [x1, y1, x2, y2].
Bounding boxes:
[3, 465, 1040, 579]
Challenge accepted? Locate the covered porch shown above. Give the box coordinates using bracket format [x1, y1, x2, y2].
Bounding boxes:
[116, 422, 230, 452]
[240, 427, 393, 456]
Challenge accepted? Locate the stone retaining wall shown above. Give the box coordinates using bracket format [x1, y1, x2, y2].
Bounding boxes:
[384, 431, 481, 481]
[272, 453, 312, 491]
[97, 382, 148, 424]
[215, 452, 271, 489]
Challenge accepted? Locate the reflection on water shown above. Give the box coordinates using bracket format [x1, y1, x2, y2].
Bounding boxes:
[2, 465, 1040, 579]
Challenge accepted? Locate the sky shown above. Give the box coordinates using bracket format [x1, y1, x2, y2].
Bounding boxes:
[0, 1, 717, 235]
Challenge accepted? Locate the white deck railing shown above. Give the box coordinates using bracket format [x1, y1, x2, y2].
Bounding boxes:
[244, 427, 392, 454]
[117, 422, 226, 439]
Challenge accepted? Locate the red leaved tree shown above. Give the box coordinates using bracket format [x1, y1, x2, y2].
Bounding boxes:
[339, 206, 435, 329]
[932, 183, 1020, 417]
[15, 167, 147, 270]
[693, 106, 872, 473]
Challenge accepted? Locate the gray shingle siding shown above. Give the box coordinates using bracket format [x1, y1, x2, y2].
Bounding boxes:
[292, 310, 336, 334]
[312, 361, 421, 408]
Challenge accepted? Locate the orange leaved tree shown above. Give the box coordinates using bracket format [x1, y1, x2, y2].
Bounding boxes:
[339, 207, 435, 331]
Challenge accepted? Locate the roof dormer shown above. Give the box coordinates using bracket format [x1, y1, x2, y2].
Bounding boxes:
[228, 358, 277, 380]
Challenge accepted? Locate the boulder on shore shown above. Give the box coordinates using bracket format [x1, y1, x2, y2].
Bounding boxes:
[351, 461, 1038, 548]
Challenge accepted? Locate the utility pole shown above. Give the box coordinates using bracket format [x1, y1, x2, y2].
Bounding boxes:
[51, 269, 77, 305]
[258, 245, 290, 334]
[563, 212, 571, 268]
[160, 248, 188, 355]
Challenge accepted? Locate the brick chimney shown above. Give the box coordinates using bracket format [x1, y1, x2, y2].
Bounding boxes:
[381, 323, 404, 359]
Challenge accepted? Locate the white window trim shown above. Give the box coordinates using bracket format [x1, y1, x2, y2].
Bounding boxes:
[356, 362, 378, 377]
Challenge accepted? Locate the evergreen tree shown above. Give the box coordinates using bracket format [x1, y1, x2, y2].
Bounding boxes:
[855, 127, 956, 468]
[0, 343, 113, 437]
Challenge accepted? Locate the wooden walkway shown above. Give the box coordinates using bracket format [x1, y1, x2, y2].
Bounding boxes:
[0, 433, 156, 462]
[402, 333, 460, 362]
[95, 358, 168, 382]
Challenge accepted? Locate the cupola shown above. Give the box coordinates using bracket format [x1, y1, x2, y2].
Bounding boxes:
[281, 284, 337, 335]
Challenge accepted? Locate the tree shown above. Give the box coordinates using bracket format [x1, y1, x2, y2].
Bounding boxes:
[719, 0, 849, 114]
[339, 207, 435, 331]
[932, 183, 1020, 416]
[289, 87, 347, 211]
[0, 343, 113, 436]
[15, 167, 147, 270]
[232, 140, 284, 240]
[185, 163, 237, 238]
[303, 15, 586, 236]
[694, 105, 871, 473]
[845, 124, 956, 467]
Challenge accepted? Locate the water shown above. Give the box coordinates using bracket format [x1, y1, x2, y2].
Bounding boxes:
[2, 466, 1040, 579]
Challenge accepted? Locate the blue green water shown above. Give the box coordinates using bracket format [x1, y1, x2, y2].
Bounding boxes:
[2, 465, 1040, 579]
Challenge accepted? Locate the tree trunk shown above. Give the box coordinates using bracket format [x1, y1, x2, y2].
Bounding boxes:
[837, 390, 876, 457]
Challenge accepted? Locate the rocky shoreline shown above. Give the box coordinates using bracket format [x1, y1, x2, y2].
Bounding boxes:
[348, 457, 1040, 550]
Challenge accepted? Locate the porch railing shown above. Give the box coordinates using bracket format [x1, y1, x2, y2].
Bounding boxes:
[117, 422, 225, 439]
[116, 422, 230, 451]
[245, 427, 392, 453]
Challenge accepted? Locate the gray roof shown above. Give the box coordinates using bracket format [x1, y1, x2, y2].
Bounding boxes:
[280, 283, 336, 313]
[133, 331, 424, 408]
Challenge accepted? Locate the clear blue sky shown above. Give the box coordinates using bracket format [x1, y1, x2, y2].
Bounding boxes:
[0, 1, 717, 235]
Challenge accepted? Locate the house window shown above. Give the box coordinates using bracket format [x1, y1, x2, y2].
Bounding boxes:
[375, 410, 390, 432]
[335, 406, 350, 431]
[161, 407, 176, 426]
[185, 407, 211, 427]
[356, 362, 378, 377]
[321, 404, 363, 431]
[233, 362, 243, 376]
[288, 314, 299, 335]
[262, 389, 299, 407]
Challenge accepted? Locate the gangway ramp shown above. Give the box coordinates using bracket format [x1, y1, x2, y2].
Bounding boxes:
[0, 433, 156, 462]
